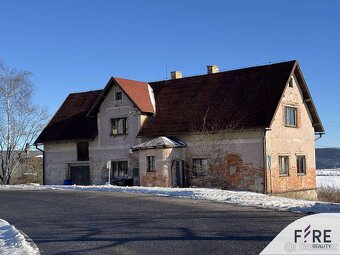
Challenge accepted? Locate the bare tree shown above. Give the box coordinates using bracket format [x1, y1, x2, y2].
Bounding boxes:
[0, 61, 48, 184]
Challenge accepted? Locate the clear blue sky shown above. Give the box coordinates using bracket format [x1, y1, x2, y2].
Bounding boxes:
[0, 0, 339, 147]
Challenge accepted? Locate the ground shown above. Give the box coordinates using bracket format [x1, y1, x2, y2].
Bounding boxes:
[0, 189, 302, 255]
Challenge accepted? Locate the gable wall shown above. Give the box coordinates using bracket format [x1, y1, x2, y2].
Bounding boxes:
[265, 74, 316, 196]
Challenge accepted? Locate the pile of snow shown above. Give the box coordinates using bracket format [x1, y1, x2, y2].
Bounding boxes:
[0, 219, 39, 255]
[2, 184, 340, 214]
[316, 168, 340, 176]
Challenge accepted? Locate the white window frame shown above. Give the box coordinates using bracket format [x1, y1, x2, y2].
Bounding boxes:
[285, 106, 297, 127]
[279, 156, 289, 176]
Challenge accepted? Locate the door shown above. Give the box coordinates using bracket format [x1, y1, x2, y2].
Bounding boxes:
[70, 165, 90, 185]
[172, 160, 184, 187]
[133, 168, 140, 186]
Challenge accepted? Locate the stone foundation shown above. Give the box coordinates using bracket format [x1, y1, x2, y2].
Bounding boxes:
[272, 189, 317, 200]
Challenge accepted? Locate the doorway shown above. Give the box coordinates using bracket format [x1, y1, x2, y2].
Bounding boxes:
[70, 165, 90, 185]
[172, 160, 184, 187]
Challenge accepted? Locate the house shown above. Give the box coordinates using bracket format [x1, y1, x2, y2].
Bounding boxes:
[0, 150, 43, 184]
[34, 60, 324, 199]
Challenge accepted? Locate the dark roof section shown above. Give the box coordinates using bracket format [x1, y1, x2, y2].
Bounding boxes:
[138, 60, 324, 137]
[87, 77, 154, 116]
[35, 90, 102, 144]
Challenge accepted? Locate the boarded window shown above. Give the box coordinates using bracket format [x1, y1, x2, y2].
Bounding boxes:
[112, 161, 128, 177]
[297, 156, 306, 175]
[285, 107, 297, 127]
[279, 156, 289, 176]
[192, 158, 208, 177]
[77, 142, 89, 161]
[147, 156, 155, 172]
[111, 118, 128, 135]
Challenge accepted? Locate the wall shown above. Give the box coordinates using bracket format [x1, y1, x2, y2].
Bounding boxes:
[44, 83, 143, 185]
[179, 130, 265, 192]
[266, 74, 317, 196]
[138, 147, 185, 187]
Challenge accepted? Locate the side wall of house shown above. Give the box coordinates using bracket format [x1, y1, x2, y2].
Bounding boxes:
[44, 84, 144, 185]
[178, 130, 265, 192]
[265, 74, 317, 198]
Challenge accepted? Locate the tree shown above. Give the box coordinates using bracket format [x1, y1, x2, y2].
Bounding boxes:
[0, 61, 48, 184]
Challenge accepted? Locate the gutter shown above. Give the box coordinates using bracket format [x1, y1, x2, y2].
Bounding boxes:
[35, 144, 45, 185]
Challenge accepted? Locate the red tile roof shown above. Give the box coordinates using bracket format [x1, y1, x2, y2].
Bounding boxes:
[114, 77, 154, 114]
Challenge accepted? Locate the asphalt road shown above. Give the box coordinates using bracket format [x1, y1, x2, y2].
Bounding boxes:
[0, 190, 303, 255]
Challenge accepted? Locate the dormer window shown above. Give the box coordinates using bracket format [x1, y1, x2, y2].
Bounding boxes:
[115, 91, 122, 100]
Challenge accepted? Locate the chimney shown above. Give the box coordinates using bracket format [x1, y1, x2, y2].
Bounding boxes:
[170, 71, 182, 79]
[207, 65, 219, 74]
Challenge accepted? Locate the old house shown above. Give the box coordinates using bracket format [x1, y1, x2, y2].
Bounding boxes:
[34, 60, 324, 199]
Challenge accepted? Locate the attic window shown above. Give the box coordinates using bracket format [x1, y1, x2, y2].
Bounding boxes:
[115, 91, 122, 100]
[111, 118, 128, 135]
[288, 78, 293, 88]
[285, 106, 297, 127]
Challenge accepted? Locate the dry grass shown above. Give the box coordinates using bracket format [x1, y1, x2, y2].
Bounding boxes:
[317, 186, 340, 203]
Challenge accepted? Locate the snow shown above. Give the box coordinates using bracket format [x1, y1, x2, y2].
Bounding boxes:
[1, 184, 340, 214]
[316, 168, 340, 176]
[0, 219, 39, 255]
[317, 176, 340, 189]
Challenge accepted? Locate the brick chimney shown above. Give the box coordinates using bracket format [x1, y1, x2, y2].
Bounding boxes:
[171, 71, 182, 79]
[207, 65, 219, 74]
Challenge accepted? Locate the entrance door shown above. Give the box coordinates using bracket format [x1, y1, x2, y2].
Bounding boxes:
[172, 160, 184, 187]
[133, 168, 140, 186]
[70, 165, 90, 185]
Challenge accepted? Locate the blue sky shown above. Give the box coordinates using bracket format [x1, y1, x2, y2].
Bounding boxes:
[0, 0, 339, 147]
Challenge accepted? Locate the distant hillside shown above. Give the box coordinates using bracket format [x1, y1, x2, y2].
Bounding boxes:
[316, 148, 340, 169]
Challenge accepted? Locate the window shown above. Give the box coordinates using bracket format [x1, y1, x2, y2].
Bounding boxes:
[279, 156, 289, 176]
[288, 78, 293, 88]
[192, 158, 208, 177]
[285, 107, 297, 127]
[77, 142, 89, 161]
[147, 156, 155, 172]
[112, 161, 128, 177]
[111, 118, 127, 135]
[115, 91, 122, 100]
[297, 156, 306, 175]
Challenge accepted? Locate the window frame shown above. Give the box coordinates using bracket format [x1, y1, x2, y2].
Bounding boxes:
[146, 156, 155, 172]
[115, 91, 123, 101]
[77, 141, 89, 161]
[111, 117, 128, 135]
[297, 155, 306, 175]
[112, 161, 128, 177]
[192, 158, 208, 177]
[279, 156, 289, 176]
[284, 106, 297, 127]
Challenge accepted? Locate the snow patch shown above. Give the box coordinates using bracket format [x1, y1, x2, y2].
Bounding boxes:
[0, 219, 39, 255]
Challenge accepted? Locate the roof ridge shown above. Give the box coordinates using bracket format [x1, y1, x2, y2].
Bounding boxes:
[149, 60, 297, 84]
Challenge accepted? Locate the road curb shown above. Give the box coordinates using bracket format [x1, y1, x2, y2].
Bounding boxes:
[19, 230, 41, 255]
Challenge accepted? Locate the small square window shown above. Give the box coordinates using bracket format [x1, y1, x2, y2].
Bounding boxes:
[192, 158, 208, 177]
[297, 156, 306, 175]
[147, 156, 155, 172]
[285, 107, 297, 127]
[115, 92, 122, 100]
[279, 156, 289, 176]
[112, 161, 128, 177]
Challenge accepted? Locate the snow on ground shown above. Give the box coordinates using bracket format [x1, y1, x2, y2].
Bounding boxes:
[316, 168, 340, 176]
[0, 219, 40, 255]
[1, 184, 340, 214]
[317, 175, 340, 189]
